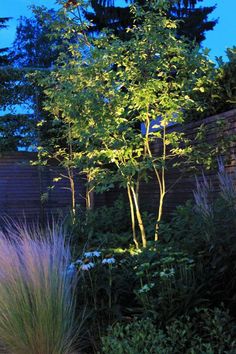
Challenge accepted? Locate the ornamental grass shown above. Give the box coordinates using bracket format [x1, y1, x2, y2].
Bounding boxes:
[0, 221, 78, 354]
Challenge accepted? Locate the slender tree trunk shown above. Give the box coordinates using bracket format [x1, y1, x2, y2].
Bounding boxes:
[68, 167, 76, 222]
[127, 183, 139, 249]
[154, 125, 166, 242]
[135, 173, 141, 206]
[85, 174, 94, 211]
[86, 186, 94, 210]
[86, 186, 91, 210]
[85, 174, 95, 239]
[154, 192, 165, 241]
[67, 127, 76, 221]
[130, 185, 147, 248]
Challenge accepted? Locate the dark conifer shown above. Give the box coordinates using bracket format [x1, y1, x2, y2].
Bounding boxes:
[0, 17, 11, 65]
[84, 0, 217, 43]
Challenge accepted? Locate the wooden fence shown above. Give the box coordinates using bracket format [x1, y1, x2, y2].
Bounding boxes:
[0, 152, 85, 221]
[0, 109, 236, 220]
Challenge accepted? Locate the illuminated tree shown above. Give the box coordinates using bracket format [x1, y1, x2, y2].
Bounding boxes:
[38, 0, 215, 247]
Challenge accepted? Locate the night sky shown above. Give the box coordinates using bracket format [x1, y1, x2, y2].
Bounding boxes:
[0, 0, 235, 61]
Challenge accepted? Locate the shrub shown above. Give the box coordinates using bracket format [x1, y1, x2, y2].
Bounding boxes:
[101, 307, 236, 354]
[73, 243, 206, 344]
[0, 221, 79, 354]
[160, 163, 236, 312]
[131, 245, 207, 323]
[72, 248, 137, 351]
[65, 195, 131, 250]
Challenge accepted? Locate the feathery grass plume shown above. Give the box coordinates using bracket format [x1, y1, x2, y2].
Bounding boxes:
[0, 220, 79, 354]
[193, 172, 213, 219]
[217, 157, 236, 205]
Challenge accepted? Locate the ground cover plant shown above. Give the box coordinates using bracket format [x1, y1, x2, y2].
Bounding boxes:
[101, 308, 236, 354]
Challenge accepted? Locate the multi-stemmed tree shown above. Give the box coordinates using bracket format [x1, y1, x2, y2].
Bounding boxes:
[37, 0, 216, 247]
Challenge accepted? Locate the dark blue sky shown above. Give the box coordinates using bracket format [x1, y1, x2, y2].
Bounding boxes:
[0, 0, 235, 61]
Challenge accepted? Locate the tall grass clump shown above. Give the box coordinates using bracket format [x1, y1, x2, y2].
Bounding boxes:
[0, 221, 78, 354]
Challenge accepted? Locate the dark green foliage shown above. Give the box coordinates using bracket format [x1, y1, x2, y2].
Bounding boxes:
[101, 308, 236, 353]
[86, 196, 130, 236]
[118, 245, 209, 324]
[160, 166, 236, 313]
[71, 164, 236, 352]
[0, 7, 73, 152]
[0, 17, 10, 30]
[0, 17, 11, 66]
[84, 0, 132, 39]
[0, 114, 36, 151]
[0, 66, 47, 151]
[170, 0, 217, 43]
[65, 195, 131, 250]
[215, 48, 236, 112]
[11, 7, 66, 68]
[84, 0, 217, 44]
[186, 47, 236, 121]
[72, 245, 210, 352]
[73, 249, 137, 352]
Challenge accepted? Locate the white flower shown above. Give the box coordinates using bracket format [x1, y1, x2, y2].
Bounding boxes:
[66, 263, 76, 275]
[138, 283, 155, 294]
[102, 257, 116, 265]
[84, 251, 101, 258]
[160, 268, 175, 278]
[75, 258, 83, 265]
[188, 259, 194, 264]
[81, 262, 95, 271]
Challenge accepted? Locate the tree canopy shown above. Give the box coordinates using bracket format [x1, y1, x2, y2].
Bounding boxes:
[36, 0, 218, 245]
[11, 7, 68, 68]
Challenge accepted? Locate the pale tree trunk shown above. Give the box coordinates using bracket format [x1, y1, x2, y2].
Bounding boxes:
[86, 186, 94, 210]
[154, 191, 165, 241]
[85, 174, 95, 239]
[154, 125, 166, 242]
[144, 105, 168, 242]
[127, 183, 139, 249]
[67, 167, 76, 223]
[85, 173, 94, 211]
[130, 185, 147, 248]
[67, 127, 77, 221]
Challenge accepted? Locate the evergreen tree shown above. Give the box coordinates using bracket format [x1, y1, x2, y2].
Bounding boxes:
[11, 7, 66, 68]
[83, 0, 217, 43]
[0, 17, 11, 65]
[0, 8, 66, 151]
[0, 6, 76, 151]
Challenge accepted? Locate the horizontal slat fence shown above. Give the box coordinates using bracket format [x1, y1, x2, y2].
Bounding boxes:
[140, 109, 236, 214]
[0, 152, 85, 221]
[0, 109, 236, 221]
